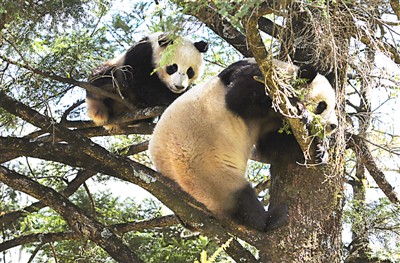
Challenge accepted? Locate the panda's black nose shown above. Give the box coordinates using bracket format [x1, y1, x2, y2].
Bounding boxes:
[175, 85, 185, 91]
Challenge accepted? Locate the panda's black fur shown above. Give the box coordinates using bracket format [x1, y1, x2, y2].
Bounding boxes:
[149, 58, 337, 232]
[86, 33, 208, 130]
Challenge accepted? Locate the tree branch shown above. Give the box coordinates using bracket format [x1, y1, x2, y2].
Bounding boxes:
[0, 55, 136, 110]
[258, 17, 283, 39]
[0, 166, 143, 263]
[348, 133, 400, 204]
[355, 28, 400, 64]
[0, 122, 155, 165]
[1, 132, 263, 262]
[0, 90, 267, 262]
[0, 215, 178, 252]
[116, 141, 149, 156]
[174, 0, 252, 57]
[390, 0, 400, 21]
[0, 169, 95, 227]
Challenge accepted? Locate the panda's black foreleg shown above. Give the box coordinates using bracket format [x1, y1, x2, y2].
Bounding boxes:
[228, 184, 288, 232]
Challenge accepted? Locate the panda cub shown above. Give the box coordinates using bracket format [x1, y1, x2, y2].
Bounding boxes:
[86, 33, 208, 130]
[149, 58, 338, 232]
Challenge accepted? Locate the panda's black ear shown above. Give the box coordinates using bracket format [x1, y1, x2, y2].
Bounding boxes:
[298, 64, 318, 83]
[194, 41, 209, 53]
[325, 71, 335, 85]
[158, 34, 174, 47]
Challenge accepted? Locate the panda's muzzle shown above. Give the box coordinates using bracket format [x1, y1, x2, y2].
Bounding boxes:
[170, 85, 187, 94]
[174, 85, 185, 91]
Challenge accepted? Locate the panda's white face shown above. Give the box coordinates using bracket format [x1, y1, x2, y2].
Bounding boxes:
[150, 35, 206, 93]
[270, 59, 338, 135]
[305, 74, 338, 135]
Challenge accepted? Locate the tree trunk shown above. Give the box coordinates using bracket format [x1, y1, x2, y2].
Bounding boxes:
[259, 159, 344, 262]
[346, 47, 374, 263]
[257, 4, 349, 261]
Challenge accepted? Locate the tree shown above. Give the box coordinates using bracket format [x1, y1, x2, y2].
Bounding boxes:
[1, 1, 400, 262]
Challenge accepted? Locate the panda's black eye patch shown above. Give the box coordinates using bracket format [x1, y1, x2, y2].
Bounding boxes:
[166, 64, 178, 75]
[187, 67, 195, 79]
[315, 101, 327, 115]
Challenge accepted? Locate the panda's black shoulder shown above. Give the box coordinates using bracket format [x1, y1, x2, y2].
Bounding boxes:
[90, 36, 154, 83]
[123, 36, 154, 76]
[218, 59, 273, 119]
[218, 59, 262, 87]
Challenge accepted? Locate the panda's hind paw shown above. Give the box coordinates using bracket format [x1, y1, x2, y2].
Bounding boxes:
[264, 204, 288, 232]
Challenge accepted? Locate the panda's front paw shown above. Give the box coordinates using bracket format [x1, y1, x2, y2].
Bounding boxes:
[293, 100, 313, 126]
[315, 137, 329, 164]
[264, 204, 288, 232]
[301, 109, 313, 126]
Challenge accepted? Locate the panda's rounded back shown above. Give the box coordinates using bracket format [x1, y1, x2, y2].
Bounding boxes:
[149, 76, 253, 179]
[149, 75, 259, 216]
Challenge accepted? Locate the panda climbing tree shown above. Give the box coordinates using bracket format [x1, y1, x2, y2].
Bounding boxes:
[150, 58, 338, 232]
[2, 1, 399, 263]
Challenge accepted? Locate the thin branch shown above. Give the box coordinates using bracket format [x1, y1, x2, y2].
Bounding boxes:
[0, 169, 95, 226]
[0, 215, 178, 252]
[83, 182, 96, 217]
[174, 0, 252, 57]
[26, 243, 45, 263]
[356, 28, 400, 64]
[347, 133, 400, 205]
[0, 55, 136, 110]
[61, 99, 84, 122]
[0, 166, 143, 263]
[49, 242, 59, 263]
[116, 141, 149, 156]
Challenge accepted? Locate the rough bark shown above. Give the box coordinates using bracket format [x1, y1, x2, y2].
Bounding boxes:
[257, 161, 344, 262]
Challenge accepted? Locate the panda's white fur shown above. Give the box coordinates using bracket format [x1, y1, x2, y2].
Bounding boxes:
[86, 32, 208, 129]
[303, 73, 337, 133]
[149, 58, 337, 232]
[150, 77, 251, 215]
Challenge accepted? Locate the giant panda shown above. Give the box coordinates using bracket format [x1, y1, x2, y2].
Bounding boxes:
[86, 33, 208, 130]
[149, 58, 338, 232]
